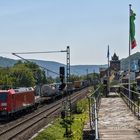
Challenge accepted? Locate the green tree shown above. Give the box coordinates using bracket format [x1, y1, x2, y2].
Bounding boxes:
[11, 64, 35, 87]
[0, 68, 13, 89]
[24, 61, 47, 84]
[70, 74, 82, 82]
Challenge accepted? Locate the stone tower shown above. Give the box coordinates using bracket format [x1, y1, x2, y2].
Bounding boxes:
[110, 53, 120, 71]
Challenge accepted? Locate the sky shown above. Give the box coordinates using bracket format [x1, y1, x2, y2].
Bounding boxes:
[0, 0, 140, 65]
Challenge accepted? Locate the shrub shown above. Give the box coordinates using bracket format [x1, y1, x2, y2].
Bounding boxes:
[76, 99, 88, 114]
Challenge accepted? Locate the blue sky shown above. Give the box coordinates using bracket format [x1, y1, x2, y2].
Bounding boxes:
[0, 0, 140, 65]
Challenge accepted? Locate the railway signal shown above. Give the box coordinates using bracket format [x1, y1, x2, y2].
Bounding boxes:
[60, 66, 65, 83]
[59, 66, 66, 91]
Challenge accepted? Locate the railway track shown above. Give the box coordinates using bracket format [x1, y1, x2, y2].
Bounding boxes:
[0, 87, 89, 140]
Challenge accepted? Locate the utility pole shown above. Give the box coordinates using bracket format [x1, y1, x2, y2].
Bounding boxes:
[63, 46, 72, 137]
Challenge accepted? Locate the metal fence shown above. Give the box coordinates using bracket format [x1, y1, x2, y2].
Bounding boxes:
[87, 85, 102, 140]
[120, 85, 140, 120]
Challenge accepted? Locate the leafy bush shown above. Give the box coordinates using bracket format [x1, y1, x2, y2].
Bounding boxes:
[76, 99, 88, 114]
[33, 99, 89, 140]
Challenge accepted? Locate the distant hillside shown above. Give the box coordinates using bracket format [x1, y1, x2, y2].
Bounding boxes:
[0, 56, 17, 67]
[121, 52, 140, 71]
[27, 60, 107, 76]
[70, 65, 104, 76]
[0, 56, 107, 76]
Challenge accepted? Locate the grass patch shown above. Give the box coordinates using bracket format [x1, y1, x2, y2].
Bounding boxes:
[33, 119, 66, 140]
[33, 99, 89, 140]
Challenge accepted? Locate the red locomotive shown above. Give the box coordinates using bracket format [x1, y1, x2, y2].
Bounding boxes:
[0, 88, 35, 120]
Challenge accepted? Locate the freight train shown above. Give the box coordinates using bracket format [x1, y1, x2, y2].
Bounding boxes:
[35, 80, 89, 98]
[0, 80, 90, 120]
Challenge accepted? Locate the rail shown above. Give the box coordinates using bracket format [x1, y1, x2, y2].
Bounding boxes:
[0, 88, 89, 139]
[120, 85, 140, 119]
[87, 84, 102, 140]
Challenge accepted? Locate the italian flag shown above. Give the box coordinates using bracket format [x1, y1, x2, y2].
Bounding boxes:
[130, 9, 137, 49]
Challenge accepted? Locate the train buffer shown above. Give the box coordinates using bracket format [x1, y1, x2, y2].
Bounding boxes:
[98, 92, 140, 140]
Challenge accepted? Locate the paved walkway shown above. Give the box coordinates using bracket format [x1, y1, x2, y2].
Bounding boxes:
[98, 92, 140, 140]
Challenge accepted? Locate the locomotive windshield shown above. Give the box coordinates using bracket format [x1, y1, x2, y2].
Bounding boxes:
[0, 92, 8, 102]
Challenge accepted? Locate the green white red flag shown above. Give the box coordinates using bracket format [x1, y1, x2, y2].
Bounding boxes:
[130, 9, 137, 49]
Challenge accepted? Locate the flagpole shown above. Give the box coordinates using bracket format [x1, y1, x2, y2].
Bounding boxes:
[128, 4, 131, 99]
[107, 45, 110, 95]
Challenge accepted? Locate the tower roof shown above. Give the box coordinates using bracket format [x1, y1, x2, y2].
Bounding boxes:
[112, 53, 119, 60]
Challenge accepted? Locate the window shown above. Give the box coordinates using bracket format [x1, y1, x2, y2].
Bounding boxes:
[0, 92, 8, 102]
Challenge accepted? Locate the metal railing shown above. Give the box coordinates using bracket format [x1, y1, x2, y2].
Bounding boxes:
[87, 85, 102, 140]
[120, 85, 140, 119]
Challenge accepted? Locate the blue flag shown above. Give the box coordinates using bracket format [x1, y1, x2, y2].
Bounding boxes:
[107, 45, 109, 58]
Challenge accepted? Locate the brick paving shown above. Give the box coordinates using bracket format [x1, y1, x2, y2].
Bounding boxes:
[98, 92, 140, 140]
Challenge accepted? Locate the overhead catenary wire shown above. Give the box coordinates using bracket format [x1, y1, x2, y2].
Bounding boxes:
[12, 50, 67, 54]
[12, 53, 60, 76]
[12, 49, 67, 76]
